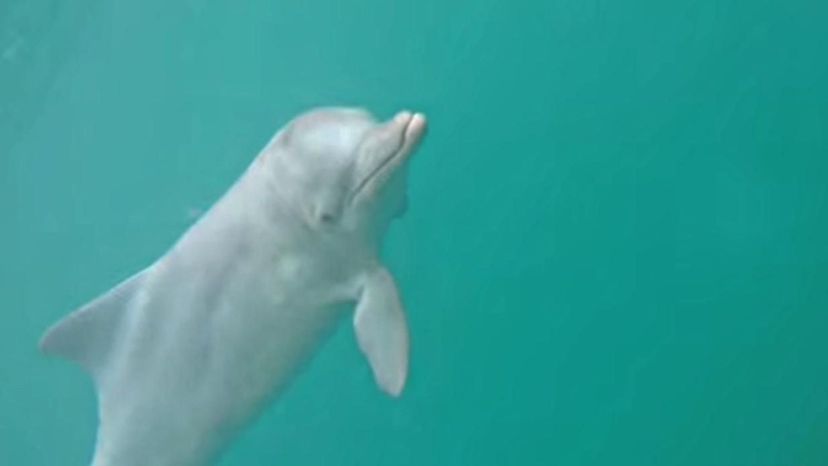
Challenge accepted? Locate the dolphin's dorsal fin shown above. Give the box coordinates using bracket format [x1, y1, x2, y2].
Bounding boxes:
[39, 269, 147, 377]
[353, 266, 409, 397]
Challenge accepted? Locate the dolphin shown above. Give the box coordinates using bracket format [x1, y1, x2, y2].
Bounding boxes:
[39, 107, 428, 466]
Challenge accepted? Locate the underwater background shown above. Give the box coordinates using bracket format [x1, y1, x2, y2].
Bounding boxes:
[1, 0, 827, 464]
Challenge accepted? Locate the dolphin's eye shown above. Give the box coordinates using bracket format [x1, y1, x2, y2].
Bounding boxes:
[319, 212, 336, 224]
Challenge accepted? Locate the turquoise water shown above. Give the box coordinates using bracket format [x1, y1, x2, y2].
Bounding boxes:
[2, 1, 827, 464]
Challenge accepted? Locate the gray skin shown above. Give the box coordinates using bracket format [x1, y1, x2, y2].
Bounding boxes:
[39, 108, 428, 466]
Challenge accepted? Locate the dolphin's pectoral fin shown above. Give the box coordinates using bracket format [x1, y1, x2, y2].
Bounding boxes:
[353, 266, 409, 397]
[39, 269, 147, 377]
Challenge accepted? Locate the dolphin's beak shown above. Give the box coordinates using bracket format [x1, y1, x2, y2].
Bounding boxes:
[350, 111, 427, 204]
[398, 111, 428, 153]
[381, 110, 428, 170]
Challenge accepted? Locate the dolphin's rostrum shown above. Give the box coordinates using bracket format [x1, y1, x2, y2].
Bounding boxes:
[39, 107, 428, 466]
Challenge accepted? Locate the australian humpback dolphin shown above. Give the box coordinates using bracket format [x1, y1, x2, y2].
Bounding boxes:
[39, 107, 428, 466]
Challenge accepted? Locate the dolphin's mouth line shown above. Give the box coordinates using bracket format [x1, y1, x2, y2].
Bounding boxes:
[349, 123, 410, 203]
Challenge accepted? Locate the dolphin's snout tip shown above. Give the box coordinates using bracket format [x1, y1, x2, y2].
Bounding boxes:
[410, 112, 427, 131]
[398, 111, 427, 143]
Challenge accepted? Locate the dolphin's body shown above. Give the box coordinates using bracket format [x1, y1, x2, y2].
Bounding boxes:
[40, 108, 428, 466]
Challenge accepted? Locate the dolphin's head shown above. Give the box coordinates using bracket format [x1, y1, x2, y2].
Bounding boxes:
[265, 107, 427, 241]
